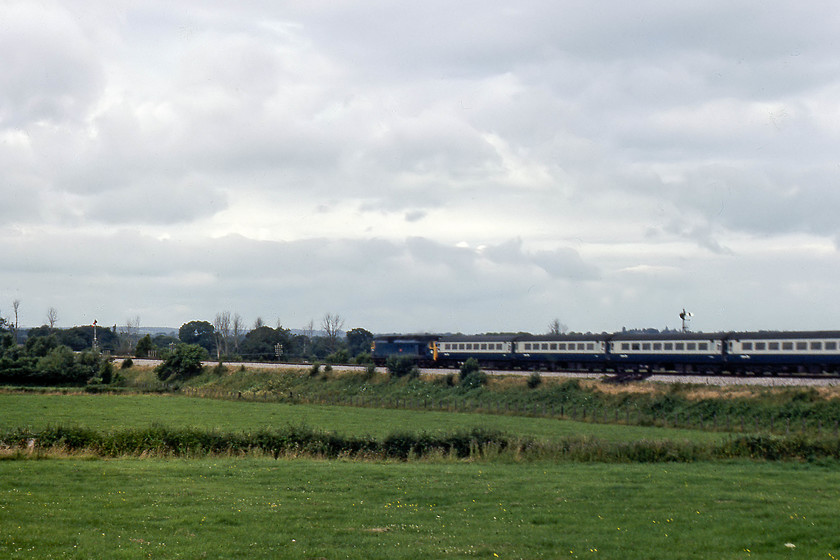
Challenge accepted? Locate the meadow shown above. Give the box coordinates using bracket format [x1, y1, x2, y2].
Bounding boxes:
[0, 392, 727, 444]
[2, 370, 840, 558]
[1, 458, 838, 559]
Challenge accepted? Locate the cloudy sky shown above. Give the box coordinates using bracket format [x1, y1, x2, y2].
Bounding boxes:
[2, 1, 840, 335]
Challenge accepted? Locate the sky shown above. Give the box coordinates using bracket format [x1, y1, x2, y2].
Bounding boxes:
[2, 1, 840, 336]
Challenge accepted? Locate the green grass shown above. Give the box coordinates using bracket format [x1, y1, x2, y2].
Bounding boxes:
[0, 393, 728, 444]
[1, 458, 838, 559]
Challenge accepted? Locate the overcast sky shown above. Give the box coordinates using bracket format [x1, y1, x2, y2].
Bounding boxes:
[2, 1, 840, 335]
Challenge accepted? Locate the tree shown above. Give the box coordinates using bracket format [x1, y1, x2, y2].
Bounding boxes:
[46, 307, 58, 330]
[179, 321, 216, 354]
[232, 313, 243, 354]
[155, 343, 207, 382]
[213, 311, 232, 359]
[321, 313, 345, 352]
[119, 316, 141, 354]
[239, 326, 292, 361]
[135, 334, 154, 358]
[345, 327, 373, 357]
[11, 299, 20, 342]
[548, 318, 568, 335]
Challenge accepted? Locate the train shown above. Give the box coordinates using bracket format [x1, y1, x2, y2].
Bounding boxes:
[371, 330, 840, 376]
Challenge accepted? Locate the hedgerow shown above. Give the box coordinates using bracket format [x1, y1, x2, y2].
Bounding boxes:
[3, 424, 840, 463]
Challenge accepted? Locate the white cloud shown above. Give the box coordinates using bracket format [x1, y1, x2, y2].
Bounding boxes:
[2, 0, 840, 335]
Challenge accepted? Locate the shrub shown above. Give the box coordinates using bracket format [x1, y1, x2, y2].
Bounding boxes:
[155, 343, 207, 382]
[309, 363, 321, 377]
[99, 360, 114, 384]
[35, 346, 89, 384]
[121, 358, 133, 369]
[527, 371, 542, 389]
[354, 352, 373, 365]
[386, 355, 419, 379]
[326, 349, 349, 364]
[459, 358, 487, 389]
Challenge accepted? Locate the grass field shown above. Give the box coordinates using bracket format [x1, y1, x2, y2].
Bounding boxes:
[2, 391, 839, 558]
[0, 392, 729, 444]
[1, 458, 838, 559]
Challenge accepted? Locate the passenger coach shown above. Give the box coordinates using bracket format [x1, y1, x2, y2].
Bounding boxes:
[436, 334, 516, 369]
[608, 332, 724, 373]
[514, 333, 610, 371]
[725, 331, 840, 374]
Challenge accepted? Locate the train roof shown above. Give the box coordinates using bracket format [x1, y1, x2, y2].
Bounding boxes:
[609, 331, 722, 341]
[520, 333, 612, 341]
[372, 333, 440, 343]
[438, 333, 519, 343]
[724, 330, 840, 340]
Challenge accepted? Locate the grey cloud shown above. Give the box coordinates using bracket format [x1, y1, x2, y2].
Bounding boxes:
[0, 4, 103, 127]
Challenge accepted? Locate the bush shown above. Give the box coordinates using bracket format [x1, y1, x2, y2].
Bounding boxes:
[459, 358, 487, 389]
[99, 361, 114, 384]
[354, 352, 373, 365]
[121, 358, 133, 369]
[35, 346, 90, 384]
[326, 349, 349, 364]
[386, 355, 419, 379]
[527, 371, 542, 389]
[309, 363, 321, 376]
[155, 344, 207, 382]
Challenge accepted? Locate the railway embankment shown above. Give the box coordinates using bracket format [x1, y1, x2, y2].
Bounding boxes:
[106, 360, 840, 438]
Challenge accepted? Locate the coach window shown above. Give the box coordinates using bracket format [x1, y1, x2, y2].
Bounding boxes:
[524, 343, 531, 350]
[558, 343, 566, 350]
[769, 342, 779, 350]
[782, 342, 793, 351]
[480, 344, 487, 350]
[811, 341, 822, 350]
[664, 343, 673, 350]
[631, 343, 640, 351]
[686, 343, 696, 351]
[550, 343, 557, 350]
[698, 343, 708, 351]
[621, 343, 629, 351]
[826, 341, 837, 351]
[796, 342, 807, 350]
[587, 343, 594, 351]
[577, 343, 585, 350]
[653, 343, 662, 350]
[742, 342, 752, 351]
[642, 343, 651, 351]
[755, 342, 766, 350]
[542, 343, 549, 350]
[675, 343, 684, 351]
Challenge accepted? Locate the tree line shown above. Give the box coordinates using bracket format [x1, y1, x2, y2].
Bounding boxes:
[0, 310, 373, 387]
